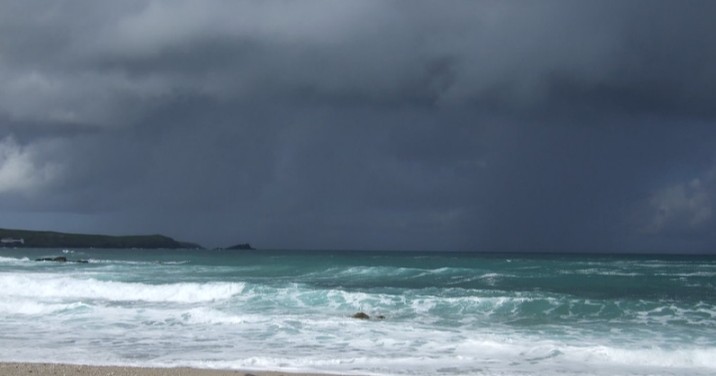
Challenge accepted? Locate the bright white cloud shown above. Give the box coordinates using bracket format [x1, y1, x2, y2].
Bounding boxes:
[0, 136, 63, 195]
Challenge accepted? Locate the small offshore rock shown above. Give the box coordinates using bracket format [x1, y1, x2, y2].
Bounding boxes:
[352, 312, 370, 320]
[35, 256, 67, 262]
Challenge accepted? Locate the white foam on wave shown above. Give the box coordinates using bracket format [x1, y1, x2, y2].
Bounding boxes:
[0, 255, 30, 263]
[657, 271, 716, 277]
[0, 273, 244, 304]
[560, 268, 642, 276]
[2, 256, 715, 376]
[632, 302, 716, 327]
[1, 281, 715, 376]
[0, 298, 89, 316]
[144, 337, 716, 376]
[330, 265, 477, 280]
[568, 344, 716, 370]
[225, 282, 716, 335]
[180, 307, 248, 325]
[334, 266, 422, 278]
[234, 283, 573, 321]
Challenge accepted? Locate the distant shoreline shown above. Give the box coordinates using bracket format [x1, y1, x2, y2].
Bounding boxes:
[0, 228, 202, 249]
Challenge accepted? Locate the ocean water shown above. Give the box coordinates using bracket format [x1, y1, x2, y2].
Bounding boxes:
[0, 249, 714, 376]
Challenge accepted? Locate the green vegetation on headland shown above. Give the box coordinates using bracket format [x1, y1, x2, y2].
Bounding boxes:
[0, 228, 202, 249]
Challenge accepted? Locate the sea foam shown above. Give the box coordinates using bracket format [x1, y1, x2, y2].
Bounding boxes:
[0, 273, 244, 304]
[0, 249, 714, 375]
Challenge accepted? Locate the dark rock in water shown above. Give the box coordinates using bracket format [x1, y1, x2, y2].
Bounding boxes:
[226, 243, 255, 250]
[35, 256, 67, 262]
[352, 312, 370, 320]
[35, 256, 89, 263]
[375, 315, 386, 320]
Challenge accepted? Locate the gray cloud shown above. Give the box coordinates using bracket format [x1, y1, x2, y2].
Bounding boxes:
[1, 1, 715, 251]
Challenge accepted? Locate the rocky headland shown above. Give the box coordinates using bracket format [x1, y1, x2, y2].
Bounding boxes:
[0, 228, 202, 249]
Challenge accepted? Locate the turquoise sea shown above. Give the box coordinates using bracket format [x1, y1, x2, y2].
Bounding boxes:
[0, 249, 714, 375]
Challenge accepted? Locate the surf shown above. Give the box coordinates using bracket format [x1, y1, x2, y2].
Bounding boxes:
[0, 248, 714, 375]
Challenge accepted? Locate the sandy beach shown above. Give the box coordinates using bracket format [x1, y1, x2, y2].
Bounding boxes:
[0, 363, 340, 376]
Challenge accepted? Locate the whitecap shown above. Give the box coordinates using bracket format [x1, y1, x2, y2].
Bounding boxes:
[0, 273, 245, 303]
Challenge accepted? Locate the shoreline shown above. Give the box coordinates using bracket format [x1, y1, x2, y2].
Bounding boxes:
[0, 362, 348, 376]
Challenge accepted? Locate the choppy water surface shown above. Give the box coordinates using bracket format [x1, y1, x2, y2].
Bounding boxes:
[0, 249, 714, 375]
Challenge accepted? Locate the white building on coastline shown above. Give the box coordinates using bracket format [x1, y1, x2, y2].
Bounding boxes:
[1, 237, 24, 245]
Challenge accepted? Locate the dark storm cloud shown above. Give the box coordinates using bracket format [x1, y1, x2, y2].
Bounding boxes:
[1, 1, 716, 251]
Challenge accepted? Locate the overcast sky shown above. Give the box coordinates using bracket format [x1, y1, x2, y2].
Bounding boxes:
[1, 1, 715, 252]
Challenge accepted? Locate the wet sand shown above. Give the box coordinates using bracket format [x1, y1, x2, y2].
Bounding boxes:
[0, 362, 343, 376]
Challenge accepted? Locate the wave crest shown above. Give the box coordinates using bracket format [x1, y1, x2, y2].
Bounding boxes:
[0, 274, 244, 303]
